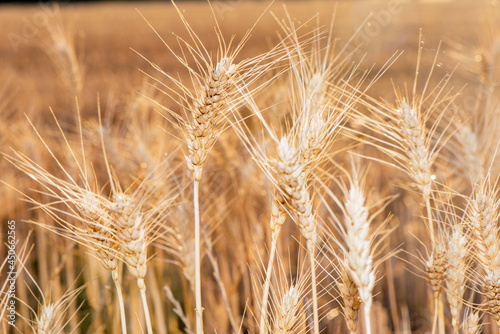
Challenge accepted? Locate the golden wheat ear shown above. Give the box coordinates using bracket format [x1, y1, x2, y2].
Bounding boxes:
[136, 4, 294, 333]
[354, 35, 462, 334]
[37, 4, 83, 98]
[324, 160, 394, 334]
[18, 262, 87, 334]
[465, 173, 500, 329]
[429, 199, 472, 334]
[259, 245, 311, 334]
[229, 15, 375, 332]
[32, 286, 86, 334]
[462, 310, 482, 334]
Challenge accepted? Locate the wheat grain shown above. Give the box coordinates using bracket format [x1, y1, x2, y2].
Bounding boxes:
[445, 224, 469, 333]
[462, 311, 481, 334]
[342, 168, 375, 334]
[338, 261, 361, 334]
[273, 285, 301, 334]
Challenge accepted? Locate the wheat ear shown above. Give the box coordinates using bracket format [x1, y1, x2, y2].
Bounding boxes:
[425, 236, 447, 334]
[111, 192, 154, 334]
[41, 6, 83, 98]
[444, 224, 469, 333]
[395, 100, 436, 242]
[395, 98, 446, 334]
[468, 179, 500, 327]
[33, 286, 84, 334]
[273, 285, 302, 334]
[462, 311, 481, 334]
[456, 125, 483, 185]
[338, 260, 361, 334]
[185, 53, 238, 334]
[79, 191, 127, 334]
[342, 169, 376, 334]
[274, 136, 319, 334]
[5, 130, 128, 334]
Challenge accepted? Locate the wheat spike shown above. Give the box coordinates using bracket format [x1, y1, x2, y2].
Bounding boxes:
[275, 136, 316, 250]
[338, 261, 361, 334]
[273, 285, 301, 334]
[445, 225, 469, 333]
[186, 58, 237, 181]
[462, 311, 481, 334]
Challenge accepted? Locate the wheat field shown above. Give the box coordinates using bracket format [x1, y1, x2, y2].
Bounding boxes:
[1, 1, 500, 333]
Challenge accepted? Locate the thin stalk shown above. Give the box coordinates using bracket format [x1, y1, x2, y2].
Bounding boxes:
[425, 197, 434, 246]
[431, 293, 439, 334]
[194, 180, 204, 334]
[139, 285, 154, 334]
[364, 301, 372, 334]
[309, 247, 319, 334]
[112, 273, 128, 334]
[259, 233, 279, 334]
[438, 293, 445, 334]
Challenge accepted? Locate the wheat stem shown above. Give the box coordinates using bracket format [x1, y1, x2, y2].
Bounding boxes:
[260, 236, 278, 334]
[139, 282, 153, 334]
[438, 294, 445, 334]
[260, 195, 287, 334]
[309, 247, 319, 334]
[112, 271, 127, 334]
[111, 268, 127, 334]
[431, 293, 439, 334]
[363, 301, 372, 334]
[425, 197, 435, 247]
[194, 180, 204, 334]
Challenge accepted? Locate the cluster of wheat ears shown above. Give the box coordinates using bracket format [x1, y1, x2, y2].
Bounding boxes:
[2, 2, 500, 334]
